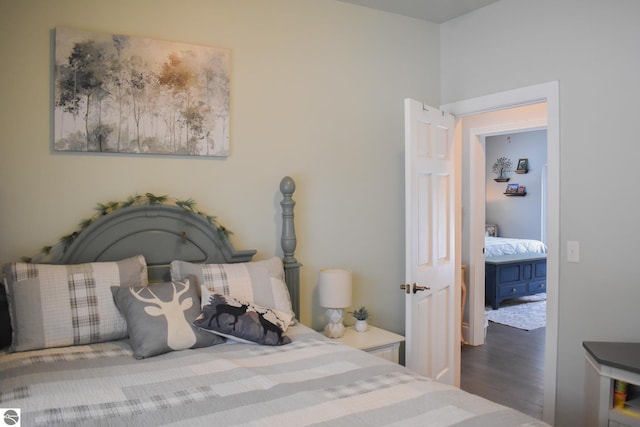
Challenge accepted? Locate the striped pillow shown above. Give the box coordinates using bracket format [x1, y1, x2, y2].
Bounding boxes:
[170, 257, 295, 327]
[2, 255, 148, 352]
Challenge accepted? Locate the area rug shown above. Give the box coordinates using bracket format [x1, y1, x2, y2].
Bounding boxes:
[485, 293, 546, 331]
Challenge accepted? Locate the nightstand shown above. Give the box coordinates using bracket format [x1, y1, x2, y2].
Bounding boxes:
[335, 325, 405, 363]
[583, 341, 640, 427]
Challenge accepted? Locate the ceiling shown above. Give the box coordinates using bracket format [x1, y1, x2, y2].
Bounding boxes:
[337, 0, 499, 24]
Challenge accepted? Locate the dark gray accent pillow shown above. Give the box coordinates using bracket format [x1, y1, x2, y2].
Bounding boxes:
[194, 293, 292, 346]
[111, 278, 224, 359]
[0, 284, 11, 349]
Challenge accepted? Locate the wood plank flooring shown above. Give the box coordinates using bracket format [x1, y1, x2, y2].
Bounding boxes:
[460, 322, 545, 420]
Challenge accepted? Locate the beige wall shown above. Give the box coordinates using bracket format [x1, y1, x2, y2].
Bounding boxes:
[0, 0, 440, 332]
[442, 1, 640, 425]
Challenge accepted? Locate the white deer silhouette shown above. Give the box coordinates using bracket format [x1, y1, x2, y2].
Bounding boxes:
[130, 282, 197, 350]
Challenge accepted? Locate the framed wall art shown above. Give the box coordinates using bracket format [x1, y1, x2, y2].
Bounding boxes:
[54, 27, 230, 157]
[516, 158, 529, 174]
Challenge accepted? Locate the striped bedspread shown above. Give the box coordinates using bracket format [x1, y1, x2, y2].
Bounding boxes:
[0, 325, 547, 426]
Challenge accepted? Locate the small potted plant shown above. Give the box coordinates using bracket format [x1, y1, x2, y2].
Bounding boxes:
[350, 305, 369, 332]
[492, 156, 513, 182]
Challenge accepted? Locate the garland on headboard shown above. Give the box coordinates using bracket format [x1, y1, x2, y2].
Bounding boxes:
[22, 193, 231, 263]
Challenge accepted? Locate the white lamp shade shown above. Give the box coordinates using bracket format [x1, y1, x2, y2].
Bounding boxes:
[318, 269, 352, 308]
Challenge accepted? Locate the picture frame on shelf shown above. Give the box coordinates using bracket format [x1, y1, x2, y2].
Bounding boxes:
[505, 183, 519, 193]
[518, 184, 526, 193]
[516, 158, 529, 174]
[485, 224, 498, 237]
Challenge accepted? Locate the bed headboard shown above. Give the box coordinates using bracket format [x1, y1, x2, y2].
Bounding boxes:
[43, 176, 301, 317]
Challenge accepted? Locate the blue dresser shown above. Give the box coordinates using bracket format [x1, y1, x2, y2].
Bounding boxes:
[485, 253, 547, 309]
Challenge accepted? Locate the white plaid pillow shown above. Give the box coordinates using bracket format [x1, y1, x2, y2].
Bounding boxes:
[2, 255, 148, 352]
[170, 257, 295, 327]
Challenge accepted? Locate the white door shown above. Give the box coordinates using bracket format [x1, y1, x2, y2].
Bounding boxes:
[404, 98, 458, 385]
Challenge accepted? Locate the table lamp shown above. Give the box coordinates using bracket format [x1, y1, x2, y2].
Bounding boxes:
[318, 269, 352, 338]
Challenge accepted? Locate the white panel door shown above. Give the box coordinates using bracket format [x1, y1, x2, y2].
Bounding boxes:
[404, 99, 457, 385]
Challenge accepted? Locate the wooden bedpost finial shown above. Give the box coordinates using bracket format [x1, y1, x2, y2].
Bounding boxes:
[280, 176, 300, 318]
[279, 176, 297, 263]
[280, 176, 295, 196]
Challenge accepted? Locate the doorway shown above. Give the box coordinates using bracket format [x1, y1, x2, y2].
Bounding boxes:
[441, 81, 559, 425]
[463, 128, 548, 419]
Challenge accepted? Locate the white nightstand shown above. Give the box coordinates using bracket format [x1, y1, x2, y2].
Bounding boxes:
[335, 325, 405, 363]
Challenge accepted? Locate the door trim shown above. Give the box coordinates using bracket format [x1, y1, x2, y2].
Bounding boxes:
[441, 81, 559, 426]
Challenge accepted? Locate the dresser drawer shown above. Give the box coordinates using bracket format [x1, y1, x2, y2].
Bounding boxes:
[499, 283, 526, 297]
[367, 343, 401, 363]
[528, 281, 546, 293]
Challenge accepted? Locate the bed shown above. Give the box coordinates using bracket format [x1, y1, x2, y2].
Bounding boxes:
[484, 224, 547, 257]
[0, 178, 547, 426]
[484, 237, 547, 257]
[484, 224, 547, 309]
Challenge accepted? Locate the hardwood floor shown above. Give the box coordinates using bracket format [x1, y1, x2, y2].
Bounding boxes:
[460, 322, 545, 420]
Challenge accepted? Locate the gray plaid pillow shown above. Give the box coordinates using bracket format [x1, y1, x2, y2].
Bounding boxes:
[170, 257, 295, 327]
[2, 255, 148, 352]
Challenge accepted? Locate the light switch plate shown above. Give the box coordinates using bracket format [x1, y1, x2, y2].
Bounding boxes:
[567, 241, 579, 263]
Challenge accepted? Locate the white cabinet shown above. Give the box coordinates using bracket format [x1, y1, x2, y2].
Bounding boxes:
[336, 326, 405, 363]
[584, 342, 640, 427]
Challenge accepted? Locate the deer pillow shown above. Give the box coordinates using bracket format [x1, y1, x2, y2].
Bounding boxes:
[194, 289, 293, 346]
[111, 278, 224, 359]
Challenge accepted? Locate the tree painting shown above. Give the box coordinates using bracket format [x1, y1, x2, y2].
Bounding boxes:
[54, 27, 230, 157]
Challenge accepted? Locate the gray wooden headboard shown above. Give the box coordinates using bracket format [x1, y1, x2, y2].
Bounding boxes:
[46, 176, 301, 318]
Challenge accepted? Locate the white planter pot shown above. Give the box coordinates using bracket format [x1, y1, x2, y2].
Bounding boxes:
[354, 319, 368, 332]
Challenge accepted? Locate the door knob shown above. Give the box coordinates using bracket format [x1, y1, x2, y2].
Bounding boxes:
[400, 283, 430, 294]
[412, 284, 430, 294]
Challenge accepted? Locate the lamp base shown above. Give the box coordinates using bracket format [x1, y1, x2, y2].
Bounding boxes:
[324, 308, 345, 338]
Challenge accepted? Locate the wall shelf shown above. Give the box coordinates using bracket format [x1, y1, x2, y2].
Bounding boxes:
[504, 192, 526, 196]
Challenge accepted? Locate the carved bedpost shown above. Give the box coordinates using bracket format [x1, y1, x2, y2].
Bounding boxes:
[280, 176, 301, 318]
